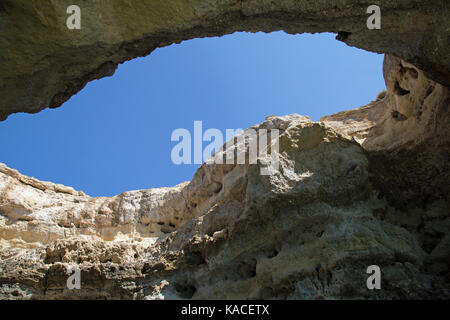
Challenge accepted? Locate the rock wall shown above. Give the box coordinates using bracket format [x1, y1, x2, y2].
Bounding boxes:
[0, 1, 449, 300]
[1, 59, 448, 298]
[322, 54, 450, 209]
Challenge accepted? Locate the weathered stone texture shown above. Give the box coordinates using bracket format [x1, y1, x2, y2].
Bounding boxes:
[0, 0, 449, 120]
[0, 1, 449, 300]
[1, 99, 448, 299]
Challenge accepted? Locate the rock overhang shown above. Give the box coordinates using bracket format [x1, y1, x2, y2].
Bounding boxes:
[0, 0, 449, 120]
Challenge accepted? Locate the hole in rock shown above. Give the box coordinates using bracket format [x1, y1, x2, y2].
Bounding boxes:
[266, 248, 280, 259]
[185, 251, 206, 266]
[0, 32, 385, 197]
[394, 81, 410, 96]
[174, 283, 197, 299]
[391, 110, 408, 122]
[235, 258, 258, 279]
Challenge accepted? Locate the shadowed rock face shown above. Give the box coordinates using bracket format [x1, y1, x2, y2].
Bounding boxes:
[0, 0, 449, 120]
[322, 54, 450, 210]
[0, 1, 449, 300]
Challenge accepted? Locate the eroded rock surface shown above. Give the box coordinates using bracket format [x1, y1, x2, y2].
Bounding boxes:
[1, 99, 448, 299]
[0, 1, 449, 300]
[1, 0, 450, 120]
[322, 54, 450, 210]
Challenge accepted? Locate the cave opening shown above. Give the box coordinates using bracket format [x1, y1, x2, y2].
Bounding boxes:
[0, 31, 385, 197]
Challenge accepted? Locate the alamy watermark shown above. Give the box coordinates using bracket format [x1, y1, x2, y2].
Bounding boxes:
[66, 4, 381, 31]
[66, 5, 81, 30]
[367, 5, 381, 29]
[366, 265, 381, 290]
[171, 121, 280, 175]
[66, 265, 81, 290]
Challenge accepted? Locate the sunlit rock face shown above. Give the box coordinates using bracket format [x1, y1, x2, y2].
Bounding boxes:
[321, 55, 449, 152]
[1, 85, 448, 299]
[0, 1, 449, 300]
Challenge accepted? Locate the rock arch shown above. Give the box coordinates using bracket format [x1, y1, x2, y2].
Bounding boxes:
[0, 0, 449, 120]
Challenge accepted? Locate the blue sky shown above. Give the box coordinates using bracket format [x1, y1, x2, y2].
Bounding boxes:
[0, 32, 385, 197]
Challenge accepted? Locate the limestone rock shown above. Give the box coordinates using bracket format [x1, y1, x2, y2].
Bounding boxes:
[0, 1, 449, 301]
[322, 55, 449, 153]
[1, 0, 450, 120]
[1, 110, 448, 299]
[321, 54, 450, 209]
